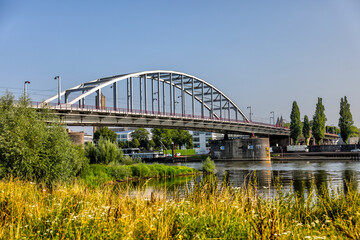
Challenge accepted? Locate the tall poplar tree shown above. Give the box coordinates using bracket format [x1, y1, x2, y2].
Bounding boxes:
[290, 101, 302, 144]
[302, 115, 311, 145]
[312, 97, 327, 145]
[338, 96, 354, 144]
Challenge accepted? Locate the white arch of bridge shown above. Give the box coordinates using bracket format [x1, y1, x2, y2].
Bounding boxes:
[43, 70, 250, 122]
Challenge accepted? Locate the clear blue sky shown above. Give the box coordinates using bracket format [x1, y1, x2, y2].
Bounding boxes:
[1, 0, 360, 127]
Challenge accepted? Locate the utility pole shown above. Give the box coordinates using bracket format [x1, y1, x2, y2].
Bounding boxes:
[24, 81, 30, 97]
[54, 76, 61, 105]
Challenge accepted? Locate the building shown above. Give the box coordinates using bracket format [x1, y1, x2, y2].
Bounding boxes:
[112, 128, 152, 143]
[191, 131, 223, 154]
[115, 130, 134, 143]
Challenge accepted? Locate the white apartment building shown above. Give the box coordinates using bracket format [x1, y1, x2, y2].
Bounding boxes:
[191, 131, 223, 154]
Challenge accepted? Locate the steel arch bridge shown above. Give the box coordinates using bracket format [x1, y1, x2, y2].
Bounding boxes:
[41, 70, 289, 136]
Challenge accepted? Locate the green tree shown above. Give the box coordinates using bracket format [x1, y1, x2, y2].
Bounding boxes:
[312, 97, 327, 145]
[172, 129, 193, 149]
[290, 101, 302, 145]
[130, 128, 150, 149]
[149, 139, 155, 150]
[338, 96, 354, 144]
[0, 93, 87, 186]
[93, 127, 117, 143]
[151, 128, 173, 149]
[118, 141, 126, 149]
[151, 128, 194, 150]
[85, 137, 123, 164]
[131, 138, 140, 148]
[302, 115, 311, 145]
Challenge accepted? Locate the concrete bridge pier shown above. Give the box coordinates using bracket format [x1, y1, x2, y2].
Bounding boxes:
[211, 137, 270, 161]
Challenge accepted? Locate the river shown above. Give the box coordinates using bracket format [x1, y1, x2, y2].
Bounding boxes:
[127, 160, 360, 198]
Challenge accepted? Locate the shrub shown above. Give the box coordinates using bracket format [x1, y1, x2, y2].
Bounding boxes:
[121, 155, 134, 165]
[109, 165, 132, 180]
[84, 142, 99, 164]
[85, 137, 123, 164]
[0, 93, 88, 186]
[130, 164, 150, 178]
[202, 157, 215, 173]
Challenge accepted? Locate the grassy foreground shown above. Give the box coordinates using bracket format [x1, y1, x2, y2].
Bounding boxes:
[1, 178, 360, 239]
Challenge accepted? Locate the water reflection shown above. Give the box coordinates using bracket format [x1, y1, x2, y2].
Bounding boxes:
[121, 160, 360, 198]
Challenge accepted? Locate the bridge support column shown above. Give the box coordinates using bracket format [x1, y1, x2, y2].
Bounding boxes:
[157, 73, 161, 114]
[140, 76, 142, 112]
[96, 89, 101, 109]
[228, 101, 230, 120]
[144, 74, 147, 112]
[81, 90, 85, 108]
[151, 77, 154, 113]
[219, 95, 222, 119]
[65, 91, 69, 104]
[169, 73, 173, 115]
[181, 75, 185, 116]
[201, 82, 204, 118]
[130, 77, 133, 112]
[173, 85, 176, 114]
[210, 87, 213, 119]
[162, 78, 165, 114]
[192, 78, 195, 117]
[113, 82, 117, 110]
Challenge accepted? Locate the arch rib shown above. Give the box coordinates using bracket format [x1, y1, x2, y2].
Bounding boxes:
[43, 70, 250, 122]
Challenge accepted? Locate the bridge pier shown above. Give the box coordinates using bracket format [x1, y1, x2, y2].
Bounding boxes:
[211, 138, 270, 161]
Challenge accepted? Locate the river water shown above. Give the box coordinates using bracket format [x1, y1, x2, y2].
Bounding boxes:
[128, 160, 360, 198]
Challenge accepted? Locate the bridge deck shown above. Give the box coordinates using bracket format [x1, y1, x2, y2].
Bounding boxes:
[33, 102, 290, 136]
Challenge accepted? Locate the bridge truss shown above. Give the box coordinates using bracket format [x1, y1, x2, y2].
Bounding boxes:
[42, 70, 289, 136]
[44, 70, 249, 122]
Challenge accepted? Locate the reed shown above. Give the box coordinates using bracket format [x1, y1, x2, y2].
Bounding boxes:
[0, 176, 359, 239]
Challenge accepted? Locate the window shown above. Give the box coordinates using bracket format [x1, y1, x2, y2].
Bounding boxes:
[193, 137, 200, 142]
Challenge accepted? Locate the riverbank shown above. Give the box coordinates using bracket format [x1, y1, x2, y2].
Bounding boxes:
[272, 152, 360, 161]
[1, 178, 359, 239]
[80, 163, 198, 187]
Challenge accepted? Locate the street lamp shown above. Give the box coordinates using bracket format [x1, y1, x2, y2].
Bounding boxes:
[24, 81, 31, 97]
[270, 111, 275, 125]
[247, 106, 252, 121]
[54, 76, 61, 105]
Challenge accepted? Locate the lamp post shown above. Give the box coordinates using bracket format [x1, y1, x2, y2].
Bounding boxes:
[270, 111, 275, 125]
[247, 106, 252, 121]
[54, 76, 61, 105]
[24, 81, 31, 97]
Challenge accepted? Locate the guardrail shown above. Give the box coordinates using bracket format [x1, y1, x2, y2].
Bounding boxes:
[31, 102, 289, 130]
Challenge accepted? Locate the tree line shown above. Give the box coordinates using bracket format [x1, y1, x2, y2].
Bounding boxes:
[93, 127, 193, 150]
[290, 96, 356, 145]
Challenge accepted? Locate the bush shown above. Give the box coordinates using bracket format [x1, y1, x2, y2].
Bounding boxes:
[85, 137, 123, 164]
[84, 142, 99, 164]
[130, 164, 150, 178]
[121, 155, 134, 165]
[202, 157, 215, 173]
[109, 165, 132, 180]
[0, 93, 88, 186]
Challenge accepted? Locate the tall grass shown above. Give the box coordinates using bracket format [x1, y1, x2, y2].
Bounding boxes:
[79, 163, 197, 188]
[0, 177, 359, 239]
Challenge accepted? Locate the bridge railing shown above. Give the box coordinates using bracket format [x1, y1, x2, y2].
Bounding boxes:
[32, 102, 288, 130]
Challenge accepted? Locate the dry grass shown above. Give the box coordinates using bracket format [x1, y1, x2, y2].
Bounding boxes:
[0, 176, 359, 239]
